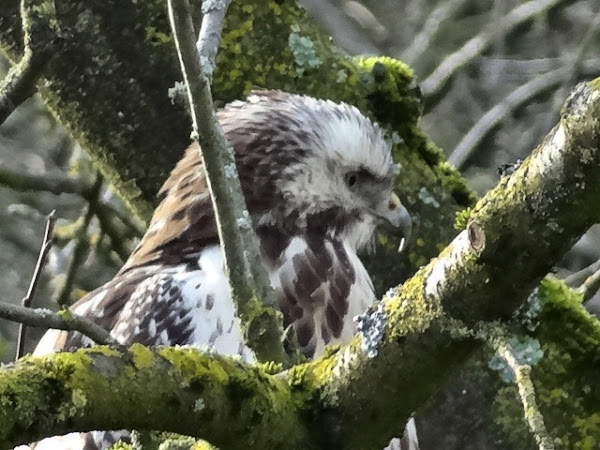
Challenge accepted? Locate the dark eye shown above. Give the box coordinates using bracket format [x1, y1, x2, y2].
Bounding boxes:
[345, 172, 359, 188]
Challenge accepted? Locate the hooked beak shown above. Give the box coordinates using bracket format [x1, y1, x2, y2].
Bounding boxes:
[377, 192, 412, 252]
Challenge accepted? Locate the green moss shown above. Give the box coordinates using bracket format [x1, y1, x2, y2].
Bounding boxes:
[493, 277, 600, 448]
[454, 207, 474, 230]
[130, 342, 158, 370]
[588, 77, 600, 90]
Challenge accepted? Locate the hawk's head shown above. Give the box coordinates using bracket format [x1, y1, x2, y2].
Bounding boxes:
[127, 91, 411, 269]
[220, 91, 411, 252]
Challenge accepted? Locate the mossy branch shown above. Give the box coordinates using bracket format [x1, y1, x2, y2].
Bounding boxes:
[0, 0, 60, 125]
[495, 338, 554, 450]
[0, 345, 306, 450]
[167, 0, 286, 364]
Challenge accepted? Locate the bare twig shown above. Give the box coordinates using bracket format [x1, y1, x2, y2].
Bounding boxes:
[299, 0, 382, 55]
[449, 62, 600, 169]
[2, 302, 117, 348]
[167, 0, 286, 364]
[420, 0, 568, 99]
[401, 0, 469, 65]
[0, 0, 60, 125]
[54, 173, 103, 307]
[495, 339, 555, 450]
[575, 266, 600, 302]
[15, 210, 56, 360]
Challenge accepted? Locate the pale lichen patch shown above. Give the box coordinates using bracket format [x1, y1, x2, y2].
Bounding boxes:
[354, 302, 387, 358]
[288, 24, 322, 75]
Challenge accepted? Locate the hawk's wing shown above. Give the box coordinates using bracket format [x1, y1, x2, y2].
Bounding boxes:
[36, 247, 253, 359]
[30, 246, 253, 450]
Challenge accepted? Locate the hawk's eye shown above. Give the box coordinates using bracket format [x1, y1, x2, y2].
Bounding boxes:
[345, 172, 359, 189]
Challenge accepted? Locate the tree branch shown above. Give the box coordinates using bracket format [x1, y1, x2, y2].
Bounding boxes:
[167, 0, 286, 364]
[0, 164, 89, 195]
[449, 62, 600, 169]
[15, 210, 56, 360]
[0, 0, 60, 125]
[401, 0, 469, 65]
[495, 338, 554, 450]
[0, 302, 117, 348]
[300, 80, 600, 448]
[0, 345, 304, 450]
[53, 173, 103, 307]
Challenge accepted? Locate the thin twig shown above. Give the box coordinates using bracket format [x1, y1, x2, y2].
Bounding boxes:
[2, 301, 117, 348]
[167, 0, 285, 364]
[54, 173, 103, 307]
[401, 0, 469, 65]
[15, 210, 56, 360]
[449, 60, 600, 168]
[420, 0, 568, 99]
[575, 266, 600, 302]
[0, 0, 60, 125]
[563, 258, 600, 288]
[495, 339, 555, 450]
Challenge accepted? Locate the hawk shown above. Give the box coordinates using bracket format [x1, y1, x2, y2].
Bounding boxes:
[28, 91, 415, 449]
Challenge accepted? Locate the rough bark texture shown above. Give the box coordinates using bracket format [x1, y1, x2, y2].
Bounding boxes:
[0, 345, 307, 450]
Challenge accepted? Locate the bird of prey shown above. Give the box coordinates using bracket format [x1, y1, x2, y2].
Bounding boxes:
[28, 91, 415, 449]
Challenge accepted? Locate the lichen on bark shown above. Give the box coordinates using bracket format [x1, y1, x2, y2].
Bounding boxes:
[494, 277, 600, 449]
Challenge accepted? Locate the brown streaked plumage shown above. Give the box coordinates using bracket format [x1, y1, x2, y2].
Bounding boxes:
[27, 91, 415, 450]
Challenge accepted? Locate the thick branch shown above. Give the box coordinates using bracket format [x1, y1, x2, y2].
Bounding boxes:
[0, 0, 59, 124]
[0, 345, 305, 449]
[167, 0, 286, 364]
